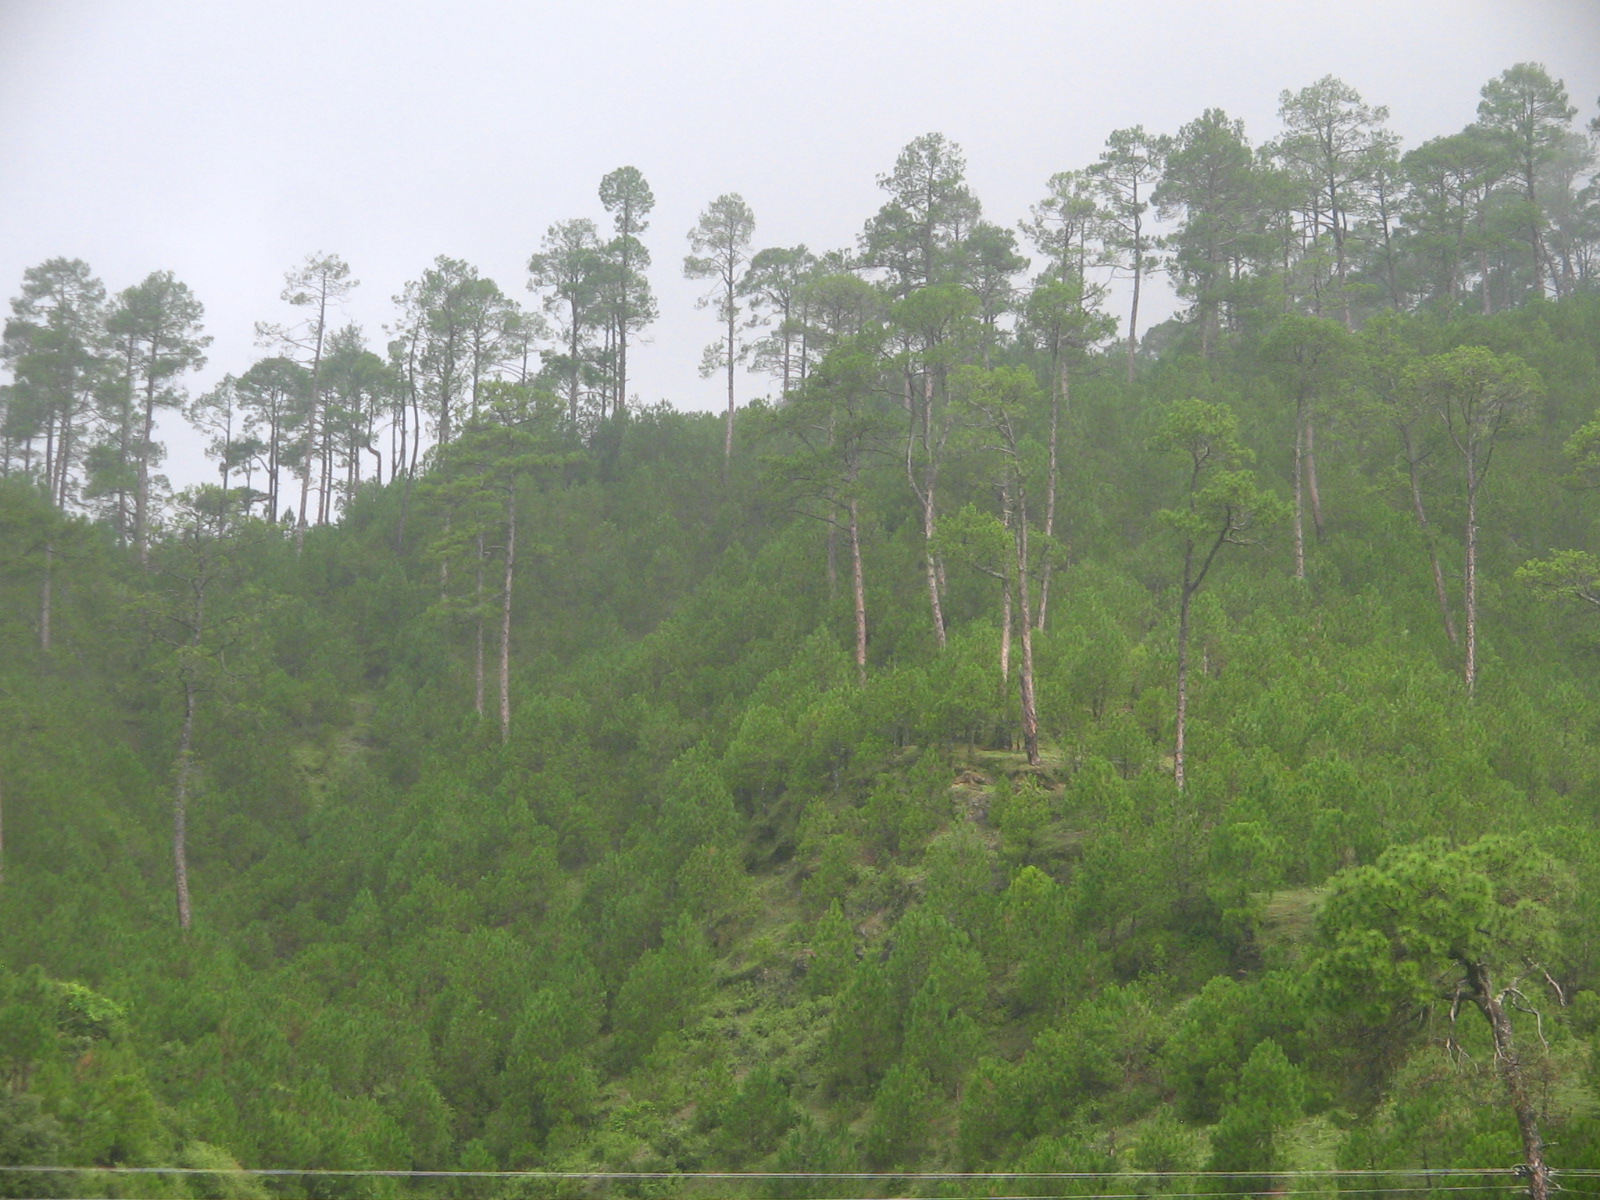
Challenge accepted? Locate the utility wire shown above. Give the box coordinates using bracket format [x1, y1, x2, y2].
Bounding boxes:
[0, 1166, 1527, 1177]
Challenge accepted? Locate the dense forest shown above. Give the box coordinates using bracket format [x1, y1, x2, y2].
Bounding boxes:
[4, 62, 1600, 1200]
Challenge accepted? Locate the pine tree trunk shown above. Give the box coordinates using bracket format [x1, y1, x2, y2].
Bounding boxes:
[43, 411, 57, 511]
[499, 496, 515, 744]
[724, 301, 736, 471]
[1175, 558, 1195, 792]
[298, 286, 332, 550]
[1526, 167, 1547, 299]
[474, 536, 486, 719]
[39, 541, 53, 653]
[1292, 397, 1306, 579]
[1305, 415, 1324, 541]
[618, 257, 630, 416]
[1464, 465, 1479, 695]
[55, 411, 73, 509]
[1328, 187, 1353, 330]
[913, 371, 946, 647]
[1126, 256, 1141, 385]
[849, 497, 867, 687]
[1000, 575, 1012, 685]
[1464, 960, 1550, 1200]
[922, 491, 946, 648]
[174, 676, 197, 931]
[825, 511, 838, 599]
[1037, 358, 1063, 632]
[1403, 430, 1459, 644]
[1013, 494, 1040, 767]
[137, 379, 157, 565]
[567, 296, 582, 424]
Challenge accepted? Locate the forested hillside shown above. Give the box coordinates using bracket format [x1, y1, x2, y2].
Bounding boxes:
[4, 63, 1600, 1200]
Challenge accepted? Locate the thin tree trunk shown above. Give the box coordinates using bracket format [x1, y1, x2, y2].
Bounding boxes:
[1292, 397, 1306, 579]
[499, 496, 515, 744]
[724, 297, 736, 472]
[1126, 256, 1141, 385]
[39, 541, 53, 653]
[43, 411, 57, 509]
[474, 535, 486, 719]
[295, 375, 321, 551]
[397, 339, 422, 551]
[1175, 570, 1193, 792]
[1402, 428, 1458, 644]
[114, 388, 132, 544]
[1000, 574, 1012, 685]
[137, 379, 157, 565]
[1305, 415, 1324, 541]
[321, 430, 335, 523]
[825, 415, 839, 598]
[825, 509, 838, 599]
[1464, 467, 1479, 695]
[618, 244, 630, 416]
[849, 496, 867, 686]
[55, 410, 73, 509]
[295, 396, 318, 548]
[1526, 167, 1547, 299]
[1013, 494, 1039, 767]
[912, 370, 946, 647]
[921, 490, 946, 648]
[780, 302, 793, 397]
[174, 676, 197, 931]
[1037, 359, 1064, 631]
[1333, 199, 1354, 331]
[567, 295, 582, 424]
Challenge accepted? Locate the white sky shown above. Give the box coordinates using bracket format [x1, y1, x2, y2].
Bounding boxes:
[2, 0, 1598, 488]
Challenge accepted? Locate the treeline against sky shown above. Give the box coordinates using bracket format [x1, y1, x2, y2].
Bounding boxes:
[3, 63, 1598, 541]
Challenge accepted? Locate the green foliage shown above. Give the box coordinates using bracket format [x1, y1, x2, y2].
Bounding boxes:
[610, 914, 714, 1071]
[6, 248, 1600, 1187]
[863, 1062, 936, 1169]
[1206, 1038, 1305, 1187]
[1315, 835, 1565, 1021]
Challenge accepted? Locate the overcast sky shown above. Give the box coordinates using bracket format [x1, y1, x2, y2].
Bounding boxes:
[2, 0, 1598, 488]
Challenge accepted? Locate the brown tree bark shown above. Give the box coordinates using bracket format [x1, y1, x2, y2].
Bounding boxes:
[1000, 573, 1012, 685]
[174, 675, 197, 932]
[1125, 257, 1141, 385]
[474, 536, 486, 720]
[294, 292, 328, 553]
[1465, 457, 1480, 695]
[906, 370, 947, 647]
[39, 541, 53, 653]
[1462, 959, 1551, 1200]
[1175, 546, 1194, 792]
[1305, 415, 1325, 541]
[1292, 397, 1306, 580]
[849, 497, 867, 687]
[1036, 360, 1065, 631]
[1012, 493, 1039, 767]
[1400, 426, 1459, 644]
[136, 372, 159, 565]
[499, 496, 515, 744]
[724, 299, 737, 471]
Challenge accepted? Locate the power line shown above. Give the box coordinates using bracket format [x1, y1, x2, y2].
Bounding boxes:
[0, 1169, 1529, 1176]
